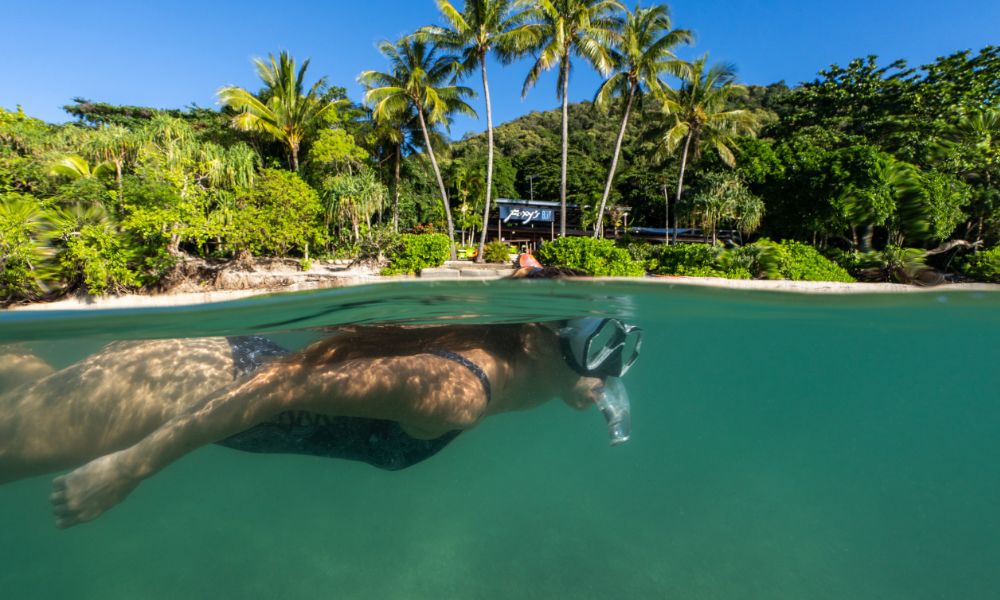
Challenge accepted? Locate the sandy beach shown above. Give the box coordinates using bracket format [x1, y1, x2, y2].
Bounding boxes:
[5, 263, 997, 312]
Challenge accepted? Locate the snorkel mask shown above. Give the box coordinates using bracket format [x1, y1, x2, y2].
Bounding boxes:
[551, 318, 642, 445]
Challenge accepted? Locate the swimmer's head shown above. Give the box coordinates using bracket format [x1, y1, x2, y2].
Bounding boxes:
[547, 318, 642, 379]
[510, 253, 587, 279]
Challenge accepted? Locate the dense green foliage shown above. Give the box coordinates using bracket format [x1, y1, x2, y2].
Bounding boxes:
[381, 233, 451, 275]
[636, 239, 854, 282]
[2, 8, 998, 303]
[960, 247, 1000, 283]
[536, 237, 645, 276]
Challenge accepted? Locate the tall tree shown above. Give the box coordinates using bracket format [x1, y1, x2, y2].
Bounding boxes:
[656, 56, 763, 242]
[592, 2, 691, 237]
[422, 0, 536, 261]
[217, 51, 343, 172]
[521, 0, 623, 236]
[366, 109, 421, 232]
[360, 37, 477, 259]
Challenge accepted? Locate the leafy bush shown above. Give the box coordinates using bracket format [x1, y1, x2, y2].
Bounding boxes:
[483, 241, 513, 264]
[55, 222, 142, 294]
[643, 243, 751, 279]
[743, 239, 855, 282]
[826, 246, 929, 283]
[960, 247, 1000, 283]
[382, 233, 451, 275]
[236, 169, 325, 257]
[0, 193, 47, 301]
[536, 237, 645, 277]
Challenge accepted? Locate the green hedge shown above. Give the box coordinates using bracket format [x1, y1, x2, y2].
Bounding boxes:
[631, 239, 853, 282]
[382, 233, 451, 275]
[961, 246, 1000, 283]
[643, 244, 751, 279]
[536, 237, 645, 276]
[743, 239, 855, 282]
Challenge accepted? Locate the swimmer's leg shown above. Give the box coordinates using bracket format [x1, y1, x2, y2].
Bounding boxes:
[0, 339, 235, 485]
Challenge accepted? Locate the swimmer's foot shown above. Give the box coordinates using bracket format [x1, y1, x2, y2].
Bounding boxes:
[50, 452, 140, 529]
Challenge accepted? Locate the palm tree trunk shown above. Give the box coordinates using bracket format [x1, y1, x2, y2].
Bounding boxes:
[559, 57, 570, 237]
[416, 108, 457, 260]
[393, 143, 401, 233]
[475, 58, 495, 263]
[673, 132, 693, 245]
[594, 84, 636, 239]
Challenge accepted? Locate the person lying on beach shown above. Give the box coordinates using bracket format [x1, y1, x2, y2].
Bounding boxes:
[0, 307, 641, 529]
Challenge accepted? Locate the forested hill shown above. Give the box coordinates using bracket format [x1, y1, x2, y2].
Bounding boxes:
[447, 81, 789, 219]
[445, 46, 999, 246]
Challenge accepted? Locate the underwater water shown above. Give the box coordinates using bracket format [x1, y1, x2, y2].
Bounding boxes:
[1, 279, 999, 600]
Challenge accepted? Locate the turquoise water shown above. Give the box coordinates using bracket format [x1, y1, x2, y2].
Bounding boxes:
[2, 280, 999, 599]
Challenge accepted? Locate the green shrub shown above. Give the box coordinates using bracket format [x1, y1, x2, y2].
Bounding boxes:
[960, 246, 1000, 283]
[0, 193, 46, 301]
[483, 241, 513, 264]
[743, 239, 855, 282]
[382, 233, 451, 275]
[644, 243, 751, 279]
[646, 244, 721, 274]
[55, 222, 142, 294]
[826, 246, 928, 283]
[227, 169, 325, 257]
[536, 237, 645, 277]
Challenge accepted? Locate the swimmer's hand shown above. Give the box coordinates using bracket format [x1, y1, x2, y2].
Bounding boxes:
[562, 377, 604, 411]
[50, 451, 140, 529]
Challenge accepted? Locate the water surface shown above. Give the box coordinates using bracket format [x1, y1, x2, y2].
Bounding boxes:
[2, 280, 998, 599]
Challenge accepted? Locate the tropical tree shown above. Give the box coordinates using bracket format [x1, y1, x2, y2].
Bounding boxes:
[360, 37, 477, 259]
[366, 107, 421, 232]
[520, 0, 624, 236]
[48, 154, 113, 182]
[217, 51, 343, 172]
[422, 0, 536, 260]
[592, 2, 691, 237]
[691, 171, 763, 243]
[81, 125, 138, 199]
[941, 107, 1000, 241]
[656, 56, 763, 242]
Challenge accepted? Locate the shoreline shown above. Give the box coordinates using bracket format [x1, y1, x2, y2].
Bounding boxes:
[5, 266, 998, 312]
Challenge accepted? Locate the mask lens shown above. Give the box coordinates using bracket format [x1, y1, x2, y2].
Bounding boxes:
[586, 320, 619, 370]
[618, 327, 642, 376]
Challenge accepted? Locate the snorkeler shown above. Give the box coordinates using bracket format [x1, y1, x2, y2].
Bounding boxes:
[0, 315, 641, 529]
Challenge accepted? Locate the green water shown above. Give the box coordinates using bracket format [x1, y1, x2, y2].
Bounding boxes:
[2, 280, 999, 599]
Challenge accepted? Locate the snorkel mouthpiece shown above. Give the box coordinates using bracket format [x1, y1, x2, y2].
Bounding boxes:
[595, 377, 631, 445]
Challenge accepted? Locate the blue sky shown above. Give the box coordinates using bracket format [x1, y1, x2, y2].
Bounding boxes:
[2, 0, 998, 138]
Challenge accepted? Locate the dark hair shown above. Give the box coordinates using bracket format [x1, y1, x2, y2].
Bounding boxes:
[511, 266, 587, 279]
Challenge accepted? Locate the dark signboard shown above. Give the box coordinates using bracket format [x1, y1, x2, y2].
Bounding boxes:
[500, 206, 555, 224]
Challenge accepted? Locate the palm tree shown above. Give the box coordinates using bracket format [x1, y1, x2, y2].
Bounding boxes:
[360, 37, 477, 259]
[592, 2, 691, 237]
[656, 56, 763, 243]
[421, 0, 536, 261]
[217, 51, 343, 172]
[84, 125, 137, 197]
[48, 155, 113, 181]
[520, 0, 624, 236]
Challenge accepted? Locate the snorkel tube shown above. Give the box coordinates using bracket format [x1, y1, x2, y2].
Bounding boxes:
[551, 318, 640, 446]
[596, 377, 631, 445]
